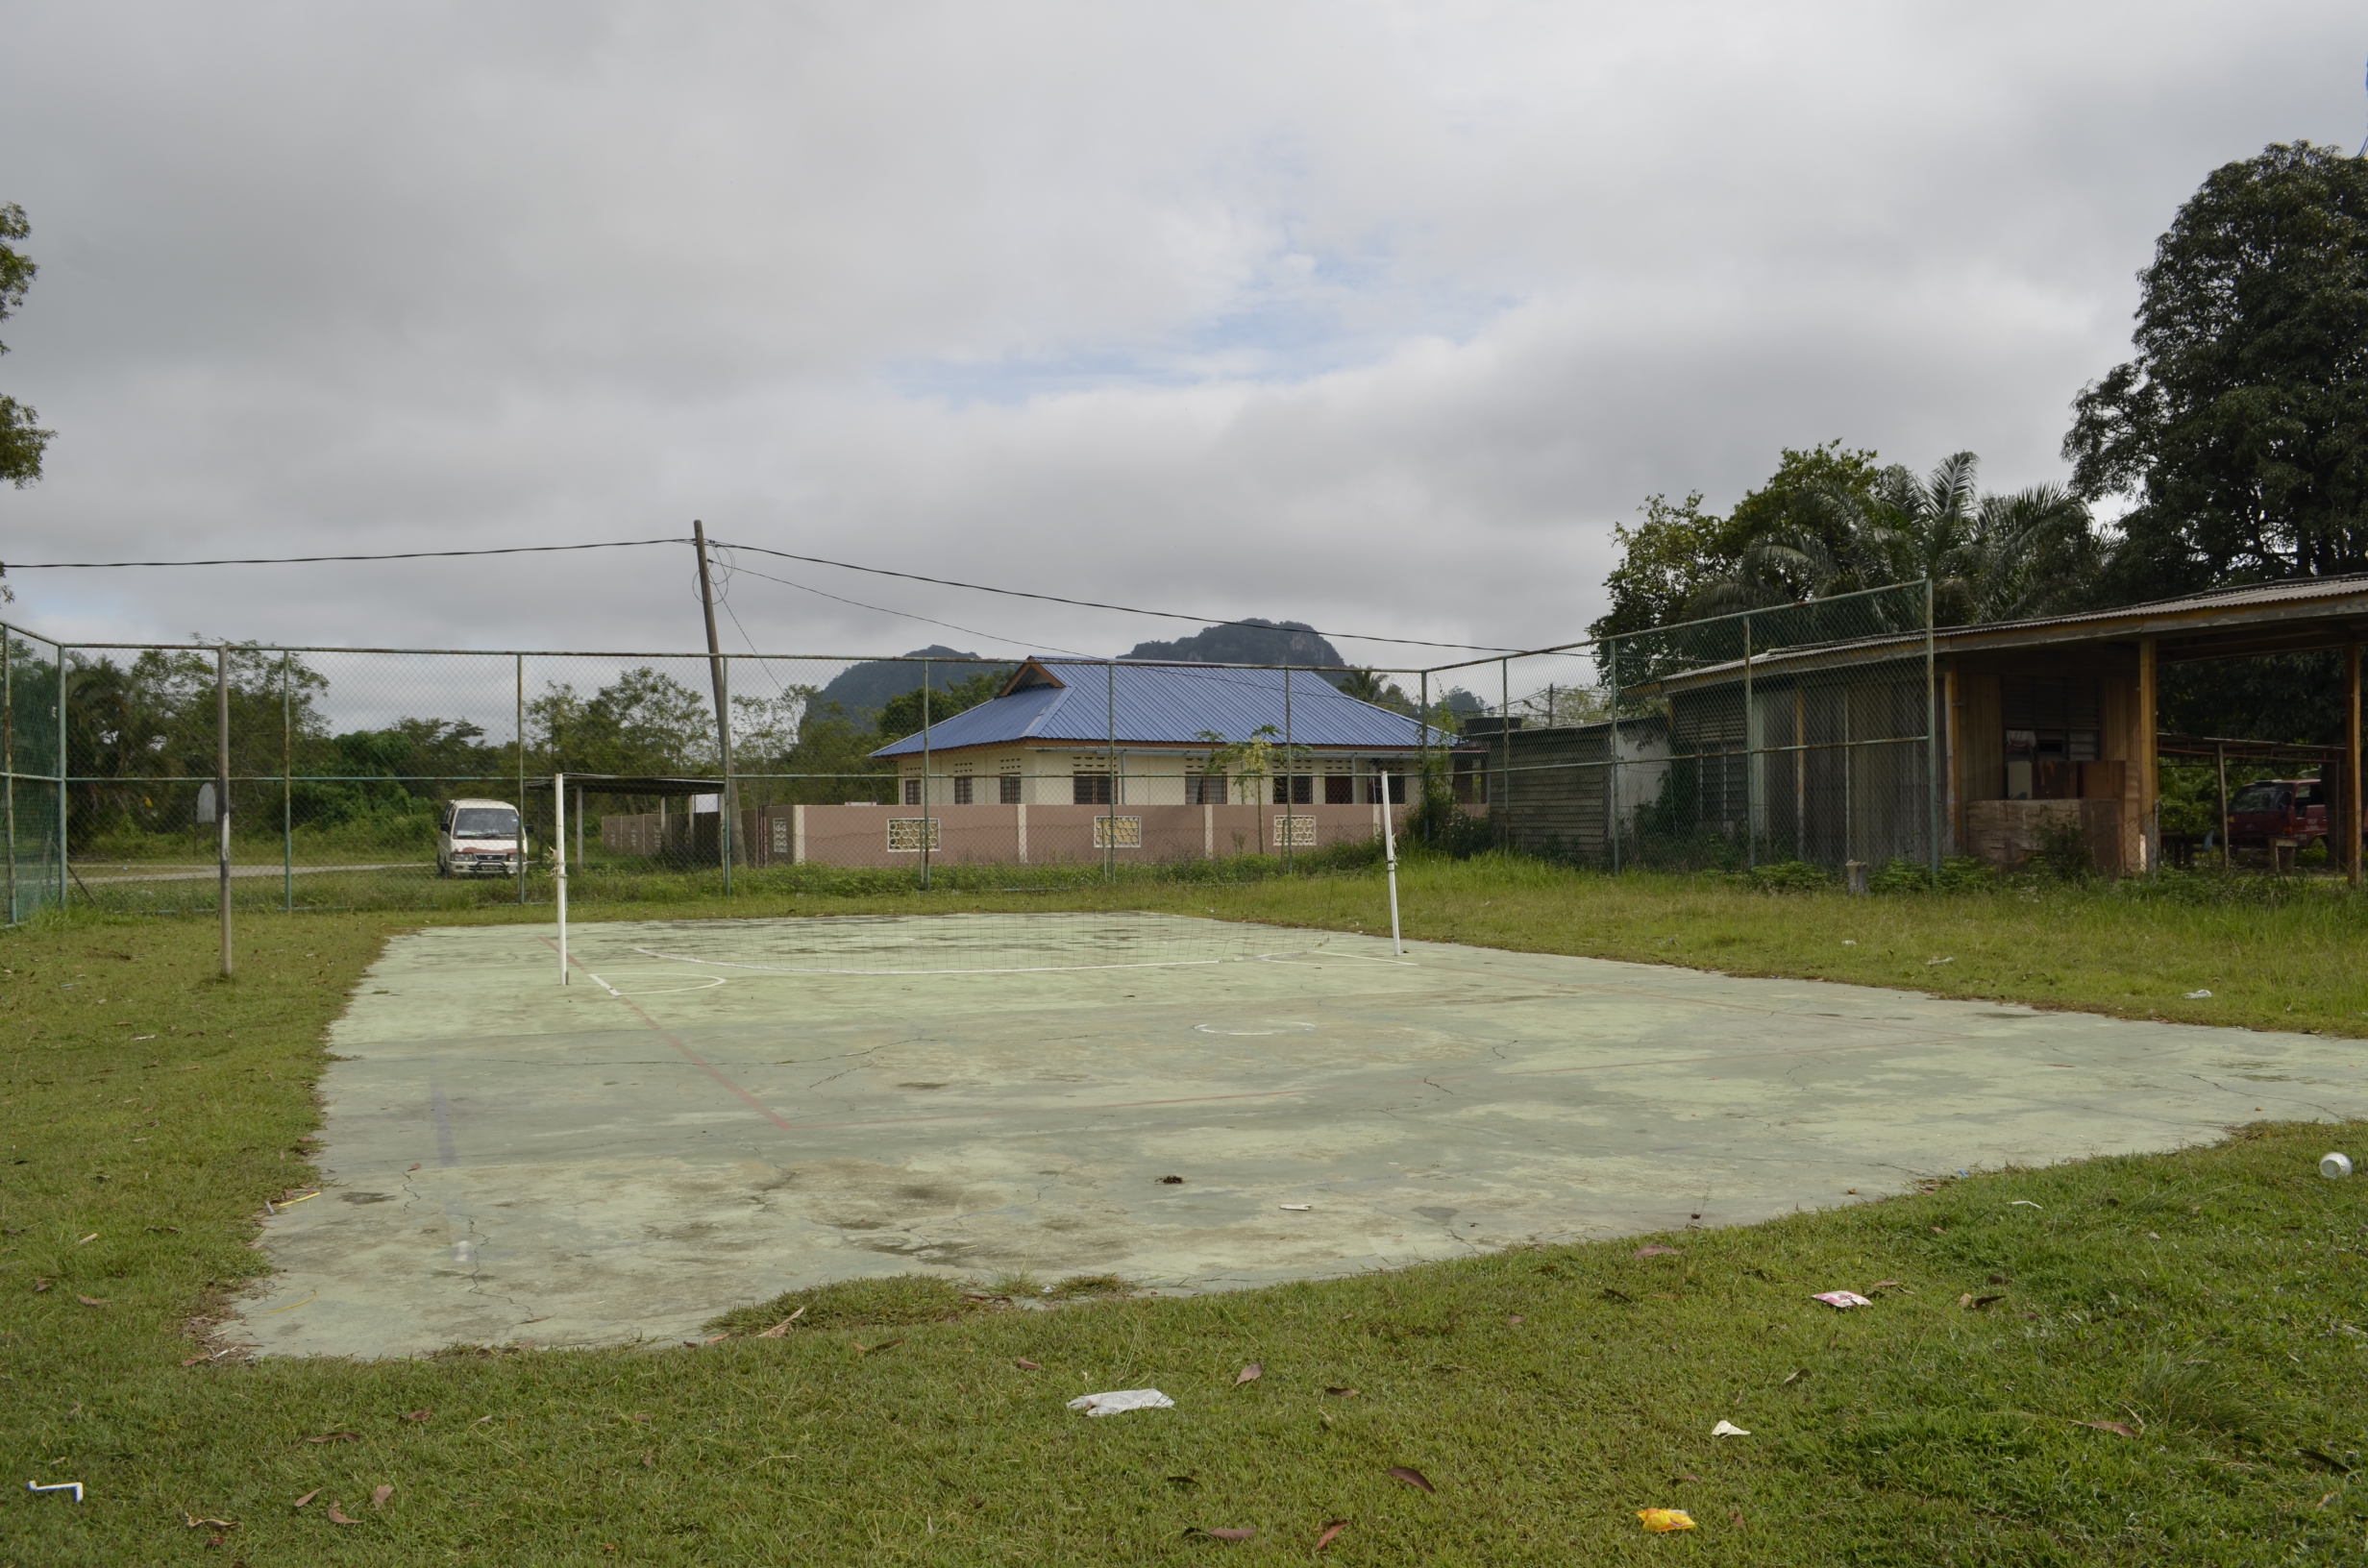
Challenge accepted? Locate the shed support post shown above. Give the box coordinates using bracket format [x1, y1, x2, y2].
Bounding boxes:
[2215, 742, 2229, 870]
[2349, 642, 2362, 890]
[2137, 636, 2159, 877]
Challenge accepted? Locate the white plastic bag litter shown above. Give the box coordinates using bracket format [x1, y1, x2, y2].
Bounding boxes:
[1711, 1420, 1751, 1437]
[1067, 1388, 1174, 1417]
[1812, 1291, 1872, 1309]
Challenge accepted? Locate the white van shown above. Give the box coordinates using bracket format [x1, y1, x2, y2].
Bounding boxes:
[436, 797, 525, 877]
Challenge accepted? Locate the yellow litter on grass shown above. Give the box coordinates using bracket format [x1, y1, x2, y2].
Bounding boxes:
[1638, 1508, 1696, 1532]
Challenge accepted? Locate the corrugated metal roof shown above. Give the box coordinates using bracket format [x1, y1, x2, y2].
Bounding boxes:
[871, 659, 1451, 757]
[1641, 573, 2368, 694]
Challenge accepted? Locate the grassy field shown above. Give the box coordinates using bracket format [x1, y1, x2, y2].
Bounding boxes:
[5, 863, 2368, 1562]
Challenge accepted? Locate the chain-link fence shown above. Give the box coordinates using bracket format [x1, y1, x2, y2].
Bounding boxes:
[1406, 581, 1940, 877]
[0, 584, 1938, 922]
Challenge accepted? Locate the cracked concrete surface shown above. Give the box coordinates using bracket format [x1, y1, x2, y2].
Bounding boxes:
[233, 912, 2368, 1358]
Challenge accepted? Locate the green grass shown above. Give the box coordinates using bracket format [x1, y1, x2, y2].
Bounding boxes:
[6, 868, 2368, 1561]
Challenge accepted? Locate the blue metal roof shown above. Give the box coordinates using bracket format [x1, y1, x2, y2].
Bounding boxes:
[870, 659, 1452, 758]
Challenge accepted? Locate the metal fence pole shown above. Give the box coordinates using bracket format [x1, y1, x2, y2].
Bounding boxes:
[720, 651, 734, 896]
[1741, 613, 1755, 870]
[4, 631, 14, 923]
[920, 656, 931, 892]
[56, 641, 67, 911]
[1499, 657, 1511, 852]
[1411, 673, 1430, 847]
[1105, 657, 1118, 883]
[1282, 663, 1294, 871]
[1607, 636, 1621, 874]
[515, 652, 526, 905]
[282, 650, 294, 912]
[1925, 577, 1940, 874]
[216, 645, 232, 977]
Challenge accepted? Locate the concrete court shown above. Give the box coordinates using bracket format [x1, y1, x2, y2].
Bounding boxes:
[234, 911, 2368, 1359]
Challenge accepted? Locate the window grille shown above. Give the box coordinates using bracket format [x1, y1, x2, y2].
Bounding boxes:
[1323, 775, 1353, 805]
[903, 777, 922, 805]
[1187, 773, 1227, 805]
[1271, 814, 1318, 848]
[886, 818, 941, 853]
[952, 776, 974, 804]
[1270, 775, 1312, 804]
[1093, 815, 1143, 849]
[1073, 773, 1113, 805]
[999, 775, 1022, 804]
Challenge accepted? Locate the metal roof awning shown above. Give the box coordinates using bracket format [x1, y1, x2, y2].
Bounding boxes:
[1633, 574, 2368, 698]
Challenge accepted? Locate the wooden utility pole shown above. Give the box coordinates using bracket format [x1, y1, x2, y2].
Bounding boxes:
[692, 521, 736, 889]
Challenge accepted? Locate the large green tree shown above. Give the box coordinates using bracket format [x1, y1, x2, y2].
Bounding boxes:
[1589, 442, 1882, 639]
[0, 203, 54, 487]
[2064, 142, 2368, 598]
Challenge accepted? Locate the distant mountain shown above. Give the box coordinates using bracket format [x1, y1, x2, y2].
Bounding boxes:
[816, 647, 1005, 720]
[1120, 619, 1346, 671]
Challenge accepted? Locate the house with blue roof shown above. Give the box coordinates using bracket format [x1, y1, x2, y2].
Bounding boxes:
[869, 657, 1457, 809]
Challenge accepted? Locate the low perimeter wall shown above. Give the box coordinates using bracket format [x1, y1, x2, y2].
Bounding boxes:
[608, 802, 1412, 870]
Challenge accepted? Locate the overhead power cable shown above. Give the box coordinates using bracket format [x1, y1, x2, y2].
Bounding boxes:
[711, 538, 1521, 654]
[1, 537, 691, 570]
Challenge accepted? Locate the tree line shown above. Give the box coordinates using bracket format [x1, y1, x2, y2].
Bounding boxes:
[1591, 142, 2368, 743]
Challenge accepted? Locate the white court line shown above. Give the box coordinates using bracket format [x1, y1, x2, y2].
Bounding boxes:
[623, 945, 1328, 977]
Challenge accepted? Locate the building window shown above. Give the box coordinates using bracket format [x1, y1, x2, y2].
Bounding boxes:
[1324, 775, 1354, 805]
[952, 776, 974, 804]
[999, 774, 1023, 805]
[1187, 772, 1227, 805]
[1366, 772, 1407, 805]
[1271, 775, 1313, 804]
[1073, 773, 1112, 805]
[1452, 755, 1486, 804]
[903, 777, 922, 805]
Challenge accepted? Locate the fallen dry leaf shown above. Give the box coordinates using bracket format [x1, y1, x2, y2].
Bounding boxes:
[1324, 1386, 1359, 1398]
[33, 1279, 52, 1293]
[292, 1489, 320, 1509]
[371, 1484, 393, 1509]
[1507, 1314, 1524, 1325]
[1780, 1369, 1804, 1384]
[1636, 1244, 1682, 1258]
[1868, 1280, 1903, 1291]
[1203, 1527, 1257, 1541]
[1965, 1293, 2005, 1311]
[307, 1433, 359, 1444]
[1014, 1358, 1043, 1371]
[1315, 1519, 1348, 1552]
[182, 1355, 210, 1367]
[755, 1306, 807, 1337]
[77, 1295, 108, 1307]
[2078, 1420, 2137, 1438]
[327, 1503, 358, 1525]
[401, 1409, 432, 1422]
[641, 1453, 654, 1469]
[1385, 1465, 1436, 1494]
[1234, 1363, 1262, 1386]
[182, 1512, 237, 1530]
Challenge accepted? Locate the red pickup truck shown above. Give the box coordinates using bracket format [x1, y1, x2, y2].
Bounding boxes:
[2226, 777, 2329, 849]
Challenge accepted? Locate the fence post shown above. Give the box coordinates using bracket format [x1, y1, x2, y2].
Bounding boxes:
[217, 645, 232, 978]
[1499, 657, 1512, 853]
[1741, 613, 1755, 870]
[4, 630, 14, 922]
[720, 651, 734, 896]
[1925, 577, 1940, 875]
[515, 652, 527, 905]
[1105, 657, 1118, 883]
[1607, 636, 1620, 873]
[920, 656, 931, 892]
[1418, 670, 1430, 848]
[282, 650, 293, 912]
[1282, 663, 1294, 871]
[57, 641, 67, 911]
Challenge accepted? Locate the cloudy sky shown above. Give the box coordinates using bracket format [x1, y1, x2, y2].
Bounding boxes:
[1, 1, 2361, 675]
